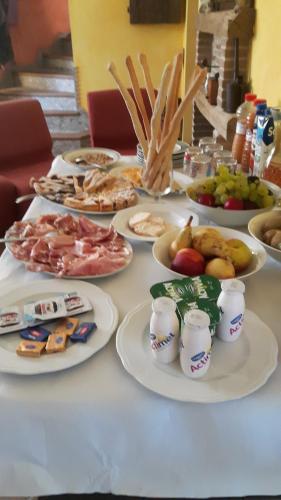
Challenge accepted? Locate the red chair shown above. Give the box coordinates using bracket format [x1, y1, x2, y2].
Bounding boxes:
[87, 88, 153, 155]
[0, 98, 53, 222]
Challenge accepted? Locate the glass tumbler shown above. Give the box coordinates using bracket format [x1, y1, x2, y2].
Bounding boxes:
[199, 136, 217, 152]
[189, 154, 212, 179]
[183, 146, 201, 176]
[216, 159, 238, 174]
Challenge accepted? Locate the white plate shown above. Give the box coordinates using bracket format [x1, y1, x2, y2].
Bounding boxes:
[0, 280, 119, 375]
[152, 226, 267, 281]
[38, 193, 140, 216]
[116, 300, 278, 403]
[110, 166, 191, 197]
[6, 219, 133, 279]
[62, 147, 121, 169]
[112, 203, 199, 243]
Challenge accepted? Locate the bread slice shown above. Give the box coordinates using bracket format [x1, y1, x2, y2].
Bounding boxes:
[128, 212, 151, 229]
[133, 220, 166, 237]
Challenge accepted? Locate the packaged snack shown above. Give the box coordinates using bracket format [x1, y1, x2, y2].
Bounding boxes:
[46, 332, 68, 353]
[20, 326, 50, 342]
[150, 275, 221, 303]
[70, 322, 97, 343]
[177, 298, 221, 336]
[16, 340, 46, 357]
[0, 307, 23, 329]
[64, 293, 85, 311]
[53, 317, 79, 336]
[24, 297, 67, 322]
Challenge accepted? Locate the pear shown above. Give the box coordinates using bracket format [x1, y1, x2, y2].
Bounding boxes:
[192, 229, 230, 259]
[169, 216, 193, 260]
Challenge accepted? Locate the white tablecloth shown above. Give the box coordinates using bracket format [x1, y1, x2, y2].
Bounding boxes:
[0, 156, 281, 498]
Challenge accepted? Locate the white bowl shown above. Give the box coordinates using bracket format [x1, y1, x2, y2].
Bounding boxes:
[152, 226, 267, 280]
[187, 178, 281, 227]
[248, 210, 281, 263]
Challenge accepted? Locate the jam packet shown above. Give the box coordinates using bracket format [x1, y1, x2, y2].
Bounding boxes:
[24, 296, 67, 322]
[177, 298, 221, 336]
[150, 275, 221, 303]
[0, 307, 23, 329]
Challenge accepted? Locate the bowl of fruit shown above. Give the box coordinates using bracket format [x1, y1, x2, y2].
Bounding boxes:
[186, 166, 280, 227]
[248, 210, 281, 263]
[152, 223, 266, 281]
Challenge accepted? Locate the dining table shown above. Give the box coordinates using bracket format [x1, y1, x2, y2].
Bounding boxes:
[0, 154, 281, 499]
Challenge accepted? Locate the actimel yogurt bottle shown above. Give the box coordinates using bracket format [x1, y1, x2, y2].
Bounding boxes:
[216, 279, 245, 342]
[180, 310, 211, 379]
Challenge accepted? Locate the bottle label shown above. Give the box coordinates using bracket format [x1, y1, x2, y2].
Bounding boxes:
[229, 314, 244, 336]
[150, 332, 175, 351]
[235, 122, 246, 135]
[190, 349, 211, 373]
[245, 129, 253, 143]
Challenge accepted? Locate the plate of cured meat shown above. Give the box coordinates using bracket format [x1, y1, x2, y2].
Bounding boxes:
[30, 169, 139, 215]
[5, 213, 133, 279]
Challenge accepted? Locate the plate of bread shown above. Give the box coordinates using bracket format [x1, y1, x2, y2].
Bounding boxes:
[111, 203, 199, 242]
[30, 169, 139, 214]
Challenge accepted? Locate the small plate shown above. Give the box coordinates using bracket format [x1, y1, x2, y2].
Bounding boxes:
[62, 148, 121, 169]
[111, 203, 199, 243]
[116, 300, 278, 403]
[0, 279, 119, 375]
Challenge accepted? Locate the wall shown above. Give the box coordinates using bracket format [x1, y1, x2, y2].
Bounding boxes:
[9, 0, 70, 65]
[69, 0, 185, 109]
[250, 0, 281, 107]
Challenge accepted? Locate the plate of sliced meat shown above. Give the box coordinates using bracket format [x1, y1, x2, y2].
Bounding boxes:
[5, 214, 133, 279]
[30, 170, 139, 215]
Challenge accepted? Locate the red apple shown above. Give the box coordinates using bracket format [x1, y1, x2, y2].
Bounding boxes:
[243, 200, 258, 210]
[171, 248, 205, 276]
[224, 197, 244, 210]
[197, 193, 216, 207]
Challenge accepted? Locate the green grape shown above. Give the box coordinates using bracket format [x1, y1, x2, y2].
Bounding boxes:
[215, 184, 226, 195]
[215, 195, 221, 206]
[241, 186, 250, 199]
[225, 180, 235, 190]
[257, 184, 268, 197]
[187, 188, 196, 200]
[262, 195, 274, 208]
[234, 190, 242, 200]
[249, 183, 257, 192]
[217, 165, 229, 177]
[204, 179, 216, 194]
[256, 195, 264, 208]
[249, 191, 258, 202]
[220, 194, 228, 204]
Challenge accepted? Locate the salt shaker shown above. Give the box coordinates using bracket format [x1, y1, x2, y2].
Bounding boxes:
[216, 279, 245, 342]
[180, 310, 211, 379]
[149, 297, 179, 364]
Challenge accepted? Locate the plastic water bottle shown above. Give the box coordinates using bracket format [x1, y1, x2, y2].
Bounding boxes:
[216, 279, 245, 342]
[180, 310, 211, 379]
[149, 297, 179, 364]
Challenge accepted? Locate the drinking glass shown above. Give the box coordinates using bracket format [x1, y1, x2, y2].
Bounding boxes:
[216, 158, 238, 174]
[183, 146, 201, 176]
[141, 157, 173, 201]
[199, 136, 216, 153]
[189, 154, 212, 178]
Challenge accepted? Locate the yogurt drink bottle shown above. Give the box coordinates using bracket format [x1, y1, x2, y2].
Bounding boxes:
[149, 297, 179, 363]
[180, 310, 211, 379]
[216, 279, 245, 342]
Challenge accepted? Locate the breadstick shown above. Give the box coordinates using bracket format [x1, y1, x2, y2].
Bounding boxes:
[143, 62, 172, 179]
[138, 53, 156, 111]
[125, 55, 151, 142]
[147, 67, 207, 186]
[161, 51, 183, 141]
[108, 62, 148, 157]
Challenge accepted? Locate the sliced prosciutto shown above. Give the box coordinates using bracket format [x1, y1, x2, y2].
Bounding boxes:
[7, 214, 132, 277]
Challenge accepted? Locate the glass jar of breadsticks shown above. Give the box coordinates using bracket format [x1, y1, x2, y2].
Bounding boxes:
[108, 53, 207, 198]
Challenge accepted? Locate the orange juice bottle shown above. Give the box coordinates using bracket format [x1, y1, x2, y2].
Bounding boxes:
[232, 93, 256, 164]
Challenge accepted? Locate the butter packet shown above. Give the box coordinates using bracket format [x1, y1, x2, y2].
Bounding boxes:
[150, 275, 221, 303]
[177, 298, 221, 336]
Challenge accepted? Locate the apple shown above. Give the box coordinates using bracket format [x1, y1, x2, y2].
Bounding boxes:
[197, 193, 216, 207]
[205, 258, 235, 279]
[243, 200, 258, 210]
[224, 197, 244, 210]
[171, 248, 205, 276]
